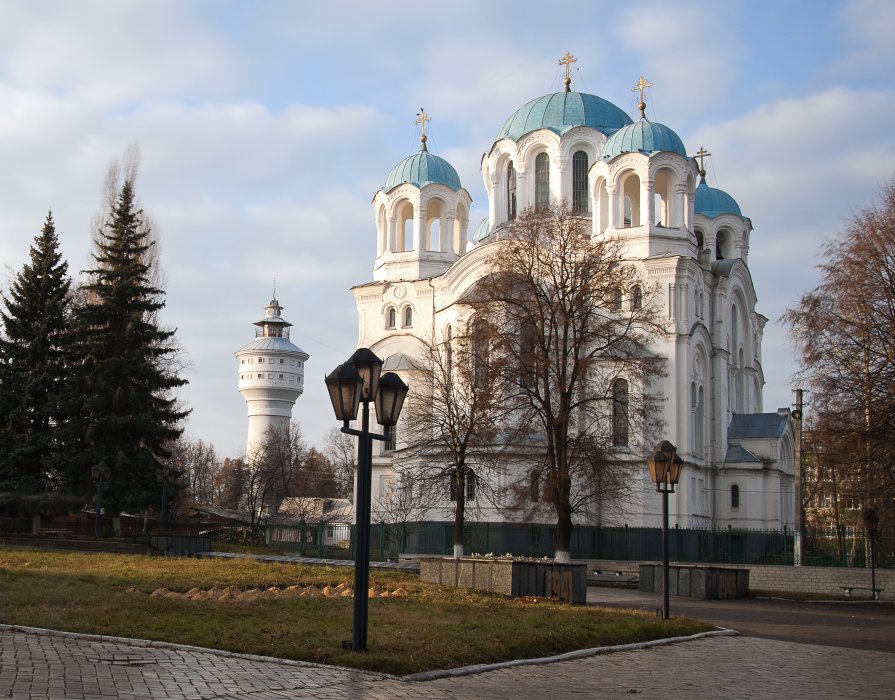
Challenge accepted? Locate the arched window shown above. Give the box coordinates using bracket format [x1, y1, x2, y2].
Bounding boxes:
[472, 320, 489, 388]
[449, 470, 476, 502]
[631, 285, 643, 311]
[695, 228, 704, 250]
[403, 306, 413, 328]
[506, 161, 517, 220]
[529, 469, 541, 503]
[736, 348, 745, 413]
[445, 325, 453, 381]
[383, 424, 396, 452]
[731, 484, 740, 509]
[611, 288, 623, 312]
[695, 384, 705, 457]
[386, 307, 396, 329]
[535, 152, 549, 210]
[572, 150, 588, 213]
[612, 379, 629, 447]
[716, 231, 727, 260]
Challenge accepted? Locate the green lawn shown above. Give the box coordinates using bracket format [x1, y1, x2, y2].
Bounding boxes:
[0, 547, 712, 675]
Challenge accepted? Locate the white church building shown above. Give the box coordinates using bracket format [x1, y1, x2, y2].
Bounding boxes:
[351, 64, 795, 531]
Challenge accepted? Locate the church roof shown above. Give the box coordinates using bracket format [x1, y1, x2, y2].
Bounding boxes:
[695, 179, 742, 218]
[601, 117, 687, 161]
[385, 151, 462, 192]
[728, 413, 789, 440]
[496, 91, 633, 143]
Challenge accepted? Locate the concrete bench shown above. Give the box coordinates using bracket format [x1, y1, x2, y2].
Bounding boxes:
[841, 586, 884, 601]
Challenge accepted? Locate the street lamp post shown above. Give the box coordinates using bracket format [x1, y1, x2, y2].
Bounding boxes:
[862, 506, 879, 601]
[647, 440, 683, 620]
[91, 461, 111, 539]
[326, 348, 408, 652]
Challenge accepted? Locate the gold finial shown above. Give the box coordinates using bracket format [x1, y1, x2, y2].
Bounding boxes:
[415, 108, 431, 151]
[631, 75, 652, 117]
[695, 146, 711, 179]
[559, 52, 577, 92]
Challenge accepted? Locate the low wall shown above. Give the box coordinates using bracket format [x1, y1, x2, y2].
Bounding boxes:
[584, 559, 893, 601]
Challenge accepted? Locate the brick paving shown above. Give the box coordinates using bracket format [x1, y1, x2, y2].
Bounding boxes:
[1, 627, 893, 699]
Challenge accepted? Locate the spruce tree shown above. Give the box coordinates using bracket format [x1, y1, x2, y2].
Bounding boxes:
[0, 213, 72, 496]
[64, 179, 188, 513]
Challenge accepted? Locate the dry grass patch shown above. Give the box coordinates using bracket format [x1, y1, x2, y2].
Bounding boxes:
[0, 547, 711, 675]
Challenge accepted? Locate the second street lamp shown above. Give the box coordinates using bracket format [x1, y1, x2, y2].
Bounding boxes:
[325, 348, 408, 652]
[647, 440, 683, 620]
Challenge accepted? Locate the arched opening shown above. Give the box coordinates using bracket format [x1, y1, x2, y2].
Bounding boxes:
[731, 484, 740, 509]
[631, 285, 643, 311]
[611, 287, 623, 312]
[716, 229, 731, 260]
[596, 177, 609, 234]
[386, 307, 396, 329]
[425, 199, 444, 252]
[653, 168, 674, 226]
[397, 201, 414, 252]
[377, 205, 387, 256]
[736, 348, 745, 413]
[612, 378, 629, 447]
[403, 306, 413, 328]
[621, 172, 641, 227]
[445, 325, 453, 382]
[535, 152, 550, 210]
[507, 161, 517, 221]
[695, 227, 704, 251]
[572, 150, 589, 213]
[449, 469, 476, 502]
[472, 319, 489, 388]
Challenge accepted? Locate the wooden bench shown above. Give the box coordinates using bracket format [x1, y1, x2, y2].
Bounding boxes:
[40, 529, 72, 536]
[841, 586, 884, 601]
[587, 571, 639, 588]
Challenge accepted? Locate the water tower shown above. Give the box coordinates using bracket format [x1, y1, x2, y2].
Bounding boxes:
[235, 297, 309, 460]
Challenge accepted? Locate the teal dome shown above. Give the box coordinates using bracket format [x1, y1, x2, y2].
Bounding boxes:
[472, 217, 491, 243]
[385, 150, 462, 192]
[601, 118, 687, 161]
[497, 91, 633, 142]
[695, 180, 742, 218]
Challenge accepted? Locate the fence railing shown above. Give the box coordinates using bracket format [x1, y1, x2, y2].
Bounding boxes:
[261, 521, 894, 568]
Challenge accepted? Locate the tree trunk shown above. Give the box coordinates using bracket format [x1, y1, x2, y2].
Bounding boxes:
[453, 472, 465, 557]
[555, 507, 573, 563]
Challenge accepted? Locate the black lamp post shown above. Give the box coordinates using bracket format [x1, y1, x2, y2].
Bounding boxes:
[91, 461, 111, 539]
[862, 506, 879, 601]
[325, 348, 408, 652]
[647, 440, 683, 620]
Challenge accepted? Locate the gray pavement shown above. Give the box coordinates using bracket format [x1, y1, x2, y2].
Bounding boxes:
[3, 586, 895, 698]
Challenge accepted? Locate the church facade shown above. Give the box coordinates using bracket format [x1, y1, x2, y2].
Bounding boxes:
[352, 66, 795, 531]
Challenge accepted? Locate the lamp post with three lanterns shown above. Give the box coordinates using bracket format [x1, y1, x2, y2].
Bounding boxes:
[325, 348, 408, 652]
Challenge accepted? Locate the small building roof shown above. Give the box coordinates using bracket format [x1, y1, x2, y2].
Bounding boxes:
[728, 412, 789, 440]
[724, 444, 762, 464]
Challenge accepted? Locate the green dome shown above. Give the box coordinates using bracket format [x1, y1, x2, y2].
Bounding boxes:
[601, 118, 687, 161]
[497, 91, 633, 142]
[695, 180, 742, 218]
[471, 217, 491, 242]
[385, 151, 462, 192]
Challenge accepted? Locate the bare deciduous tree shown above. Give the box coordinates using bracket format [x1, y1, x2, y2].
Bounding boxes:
[783, 179, 895, 539]
[399, 331, 508, 557]
[469, 203, 665, 561]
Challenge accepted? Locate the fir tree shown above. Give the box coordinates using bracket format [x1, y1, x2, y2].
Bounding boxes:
[63, 179, 188, 512]
[0, 213, 72, 496]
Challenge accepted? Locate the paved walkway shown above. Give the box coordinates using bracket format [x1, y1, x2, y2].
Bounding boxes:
[1, 625, 893, 699]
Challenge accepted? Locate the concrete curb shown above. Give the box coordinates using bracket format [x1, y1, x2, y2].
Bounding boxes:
[1, 622, 737, 683]
[401, 628, 739, 682]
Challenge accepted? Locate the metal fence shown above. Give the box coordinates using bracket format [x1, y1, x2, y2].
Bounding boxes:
[261, 521, 894, 568]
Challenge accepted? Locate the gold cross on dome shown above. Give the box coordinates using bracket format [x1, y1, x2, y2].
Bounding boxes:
[559, 52, 578, 80]
[415, 108, 431, 139]
[695, 146, 711, 173]
[632, 75, 652, 101]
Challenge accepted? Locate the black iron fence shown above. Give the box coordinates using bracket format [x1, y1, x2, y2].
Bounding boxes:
[262, 521, 894, 568]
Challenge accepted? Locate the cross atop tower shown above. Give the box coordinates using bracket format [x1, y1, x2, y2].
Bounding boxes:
[416, 108, 430, 151]
[631, 75, 652, 117]
[695, 146, 711, 178]
[559, 52, 577, 92]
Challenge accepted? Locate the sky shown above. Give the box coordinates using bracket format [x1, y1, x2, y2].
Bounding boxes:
[0, 0, 893, 458]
